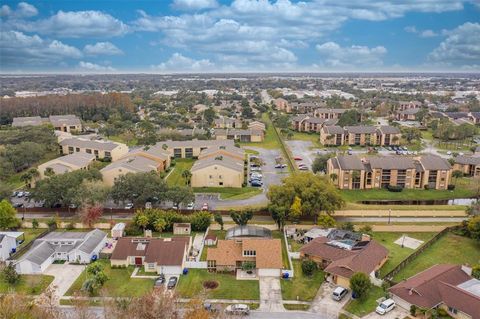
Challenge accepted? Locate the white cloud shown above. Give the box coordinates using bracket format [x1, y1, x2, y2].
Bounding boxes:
[428, 22, 480, 68]
[0, 30, 82, 67]
[15, 10, 129, 38]
[0, 2, 37, 18]
[84, 42, 123, 55]
[315, 41, 387, 68]
[419, 29, 437, 37]
[404, 25, 417, 33]
[172, 0, 218, 10]
[78, 61, 115, 72]
[151, 53, 214, 72]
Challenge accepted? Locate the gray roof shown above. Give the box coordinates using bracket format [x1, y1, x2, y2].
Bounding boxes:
[455, 155, 480, 166]
[335, 156, 365, 170]
[225, 225, 272, 239]
[199, 145, 245, 159]
[292, 114, 309, 122]
[399, 108, 421, 115]
[191, 155, 244, 173]
[324, 125, 344, 134]
[127, 145, 170, 160]
[420, 155, 452, 170]
[101, 156, 159, 173]
[369, 156, 416, 170]
[227, 129, 264, 136]
[305, 117, 327, 124]
[45, 153, 95, 171]
[315, 108, 346, 114]
[49, 115, 81, 127]
[345, 126, 377, 134]
[378, 125, 401, 134]
[46, 163, 72, 174]
[77, 229, 107, 254]
[161, 139, 234, 148]
[20, 241, 55, 265]
[12, 116, 44, 127]
[43, 231, 88, 240]
[60, 137, 121, 151]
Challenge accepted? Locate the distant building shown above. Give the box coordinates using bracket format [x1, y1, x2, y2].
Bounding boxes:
[274, 98, 291, 112]
[214, 128, 264, 142]
[12, 114, 82, 132]
[161, 139, 235, 159]
[320, 125, 401, 146]
[453, 155, 480, 177]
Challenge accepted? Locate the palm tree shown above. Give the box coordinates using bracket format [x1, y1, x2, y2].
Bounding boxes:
[21, 168, 39, 188]
[452, 170, 463, 185]
[154, 218, 166, 234]
[181, 170, 192, 186]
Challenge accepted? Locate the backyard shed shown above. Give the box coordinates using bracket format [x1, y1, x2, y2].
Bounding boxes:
[173, 223, 191, 235]
[111, 223, 126, 238]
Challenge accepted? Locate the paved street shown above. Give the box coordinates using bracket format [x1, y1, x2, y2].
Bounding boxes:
[250, 311, 328, 319]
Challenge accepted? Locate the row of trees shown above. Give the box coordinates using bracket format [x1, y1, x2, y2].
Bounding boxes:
[132, 209, 212, 233]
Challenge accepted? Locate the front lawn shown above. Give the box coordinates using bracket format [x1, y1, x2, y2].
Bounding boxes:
[344, 285, 385, 317]
[193, 187, 262, 200]
[176, 269, 260, 300]
[341, 178, 478, 202]
[0, 274, 54, 295]
[65, 260, 154, 297]
[166, 159, 195, 186]
[280, 260, 324, 301]
[374, 232, 437, 277]
[393, 233, 480, 282]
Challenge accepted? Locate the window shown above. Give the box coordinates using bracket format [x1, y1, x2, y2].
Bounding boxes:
[243, 250, 256, 257]
[86, 149, 92, 154]
[209, 175, 213, 179]
[219, 182, 223, 186]
[219, 175, 222, 179]
[105, 151, 111, 158]
[448, 307, 457, 314]
[76, 148, 80, 152]
[148, 263, 155, 269]
[207, 260, 216, 268]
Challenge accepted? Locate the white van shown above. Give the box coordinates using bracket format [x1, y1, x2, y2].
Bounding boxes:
[375, 298, 395, 315]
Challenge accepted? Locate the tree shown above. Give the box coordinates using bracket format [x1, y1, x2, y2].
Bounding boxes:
[135, 213, 149, 232]
[301, 260, 318, 277]
[317, 214, 336, 228]
[242, 261, 255, 273]
[203, 108, 216, 125]
[83, 262, 109, 296]
[472, 264, 480, 279]
[214, 213, 224, 230]
[154, 217, 167, 233]
[269, 205, 287, 230]
[289, 196, 302, 221]
[311, 154, 332, 173]
[183, 298, 211, 319]
[44, 167, 55, 177]
[340, 222, 355, 231]
[230, 210, 253, 226]
[110, 172, 168, 206]
[181, 170, 192, 186]
[21, 168, 39, 188]
[467, 200, 480, 216]
[0, 182, 12, 201]
[350, 272, 372, 299]
[80, 205, 103, 228]
[75, 180, 110, 207]
[267, 172, 345, 222]
[467, 216, 480, 241]
[452, 170, 464, 185]
[0, 199, 20, 230]
[402, 127, 422, 144]
[190, 211, 212, 231]
[329, 173, 338, 183]
[337, 110, 360, 127]
[166, 186, 195, 209]
[2, 263, 20, 284]
[32, 218, 39, 229]
[359, 225, 373, 237]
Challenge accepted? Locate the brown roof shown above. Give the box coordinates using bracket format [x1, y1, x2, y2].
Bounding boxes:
[300, 237, 356, 262]
[111, 237, 189, 266]
[390, 264, 480, 318]
[368, 156, 416, 170]
[335, 156, 365, 170]
[345, 126, 377, 134]
[455, 155, 480, 166]
[419, 155, 452, 170]
[207, 239, 283, 269]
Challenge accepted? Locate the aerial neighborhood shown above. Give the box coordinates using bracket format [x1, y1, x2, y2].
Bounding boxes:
[1, 74, 479, 319]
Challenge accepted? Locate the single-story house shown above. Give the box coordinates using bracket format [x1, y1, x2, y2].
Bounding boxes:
[110, 237, 190, 275]
[15, 229, 107, 274]
[300, 236, 388, 287]
[0, 231, 23, 261]
[304, 228, 334, 243]
[390, 264, 480, 319]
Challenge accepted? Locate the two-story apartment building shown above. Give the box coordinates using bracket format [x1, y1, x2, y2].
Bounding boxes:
[37, 152, 96, 182]
[161, 139, 235, 159]
[327, 155, 452, 190]
[215, 129, 264, 142]
[291, 115, 338, 133]
[319, 125, 345, 146]
[453, 155, 480, 177]
[12, 114, 82, 132]
[320, 125, 401, 146]
[191, 154, 245, 188]
[313, 108, 347, 119]
[59, 137, 128, 161]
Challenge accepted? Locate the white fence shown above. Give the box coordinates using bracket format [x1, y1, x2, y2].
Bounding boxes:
[283, 228, 295, 278]
[185, 261, 208, 269]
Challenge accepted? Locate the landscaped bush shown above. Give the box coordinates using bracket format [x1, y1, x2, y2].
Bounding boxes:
[203, 280, 219, 289]
[301, 260, 318, 277]
[447, 184, 455, 190]
[133, 209, 212, 232]
[386, 185, 403, 192]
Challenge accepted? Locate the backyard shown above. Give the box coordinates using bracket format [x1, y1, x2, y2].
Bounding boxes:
[393, 232, 480, 282]
[65, 259, 154, 297]
[0, 273, 54, 295]
[344, 285, 385, 317]
[272, 230, 290, 269]
[166, 159, 194, 186]
[200, 230, 226, 261]
[280, 260, 324, 301]
[176, 269, 260, 300]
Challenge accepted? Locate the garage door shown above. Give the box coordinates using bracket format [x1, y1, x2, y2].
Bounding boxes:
[258, 268, 281, 277]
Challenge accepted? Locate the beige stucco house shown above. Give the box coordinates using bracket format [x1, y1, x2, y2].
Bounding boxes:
[59, 137, 128, 161]
[34, 152, 96, 186]
[191, 155, 245, 188]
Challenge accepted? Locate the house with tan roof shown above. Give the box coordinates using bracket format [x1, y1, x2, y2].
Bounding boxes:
[207, 238, 283, 277]
[390, 264, 480, 319]
[59, 137, 128, 161]
[300, 236, 388, 287]
[110, 237, 190, 275]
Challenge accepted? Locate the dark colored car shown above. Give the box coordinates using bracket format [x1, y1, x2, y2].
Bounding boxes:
[167, 276, 178, 289]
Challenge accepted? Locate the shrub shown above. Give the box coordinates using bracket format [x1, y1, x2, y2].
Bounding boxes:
[424, 185, 430, 190]
[410, 305, 417, 316]
[301, 260, 318, 277]
[203, 280, 219, 289]
[447, 184, 455, 190]
[349, 272, 371, 299]
[31, 219, 39, 229]
[437, 308, 448, 317]
[189, 211, 212, 231]
[2, 263, 20, 284]
[66, 222, 75, 230]
[387, 185, 403, 192]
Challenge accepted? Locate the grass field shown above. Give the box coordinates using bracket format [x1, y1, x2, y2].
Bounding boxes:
[374, 232, 437, 277]
[283, 304, 310, 311]
[280, 260, 324, 301]
[341, 178, 478, 202]
[166, 159, 195, 186]
[344, 285, 385, 317]
[393, 233, 480, 282]
[193, 187, 262, 200]
[272, 230, 290, 269]
[0, 274, 54, 295]
[344, 202, 466, 211]
[65, 260, 154, 297]
[240, 113, 282, 149]
[176, 269, 260, 300]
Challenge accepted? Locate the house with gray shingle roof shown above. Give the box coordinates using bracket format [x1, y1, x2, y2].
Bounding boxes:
[14, 229, 107, 274]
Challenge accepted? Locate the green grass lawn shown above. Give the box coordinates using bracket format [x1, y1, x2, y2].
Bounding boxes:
[244, 149, 260, 155]
[341, 178, 478, 202]
[241, 113, 282, 149]
[374, 232, 437, 277]
[0, 274, 54, 295]
[393, 233, 480, 282]
[166, 159, 195, 186]
[280, 260, 324, 301]
[65, 260, 154, 297]
[287, 238, 303, 252]
[283, 304, 310, 311]
[18, 228, 47, 248]
[344, 285, 385, 317]
[176, 269, 260, 300]
[193, 187, 262, 200]
[272, 231, 290, 269]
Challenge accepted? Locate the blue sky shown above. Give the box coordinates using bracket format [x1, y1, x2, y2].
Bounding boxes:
[0, 0, 479, 73]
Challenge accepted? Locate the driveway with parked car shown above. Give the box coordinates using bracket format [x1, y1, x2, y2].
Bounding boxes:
[309, 282, 350, 318]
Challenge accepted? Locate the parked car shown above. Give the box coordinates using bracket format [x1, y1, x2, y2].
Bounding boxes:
[167, 276, 178, 289]
[332, 286, 348, 301]
[275, 164, 287, 169]
[154, 274, 165, 287]
[68, 203, 77, 209]
[12, 191, 19, 197]
[251, 180, 263, 187]
[186, 202, 195, 210]
[24, 191, 30, 198]
[17, 191, 25, 198]
[202, 203, 209, 211]
[250, 167, 262, 172]
[293, 156, 302, 161]
[298, 166, 309, 171]
[225, 304, 250, 315]
[375, 299, 396, 315]
[124, 203, 134, 209]
[250, 173, 263, 179]
[347, 150, 353, 155]
[447, 151, 452, 155]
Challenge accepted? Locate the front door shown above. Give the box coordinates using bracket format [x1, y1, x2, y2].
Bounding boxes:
[135, 257, 142, 266]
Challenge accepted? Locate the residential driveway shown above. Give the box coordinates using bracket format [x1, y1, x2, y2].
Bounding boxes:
[310, 282, 349, 319]
[258, 276, 285, 312]
[362, 307, 408, 319]
[44, 264, 85, 298]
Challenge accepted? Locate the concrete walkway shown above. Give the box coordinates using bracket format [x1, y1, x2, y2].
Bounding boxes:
[258, 276, 285, 312]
